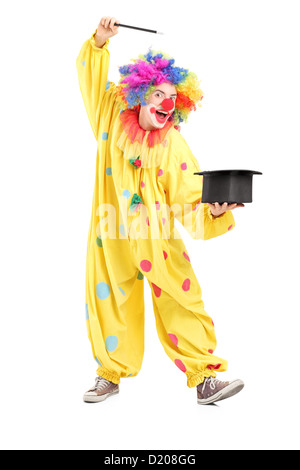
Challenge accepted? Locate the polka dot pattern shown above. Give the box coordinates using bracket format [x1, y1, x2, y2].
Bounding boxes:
[96, 282, 110, 300]
[183, 251, 190, 262]
[140, 259, 152, 272]
[106, 167, 112, 176]
[163, 251, 168, 260]
[85, 304, 89, 321]
[207, 364, 221, 371]
[175, 359, 187, 373]
[182, 278, 191, 292]
[119, 224, 125, 237]
[152, 282, 161, 298]
[193, 201, 201, 211]
[102, 132, 108, 141]
[158, 169, 163, 177]
[105, 81, 111, 91]
[181, 162, 187, 171]
[95, 356, 102, 367]
[168, 334, 179, 347]
[96, 236, 103, 247]
[105, 335, 119, 352]
[123, 189, 131, 199]
[118, 287, 125, 296]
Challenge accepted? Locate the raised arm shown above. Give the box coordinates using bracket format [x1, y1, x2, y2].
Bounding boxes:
[76, 17, 120, 139]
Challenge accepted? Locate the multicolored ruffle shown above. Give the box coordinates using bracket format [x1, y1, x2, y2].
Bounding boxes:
[117, 109, 174, 169]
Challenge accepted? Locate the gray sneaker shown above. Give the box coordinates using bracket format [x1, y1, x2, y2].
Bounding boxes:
[83, 376, 119, 403]
[197, 377, 244, 405]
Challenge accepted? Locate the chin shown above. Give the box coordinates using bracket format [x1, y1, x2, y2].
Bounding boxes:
[152, 123, 166, 130]
[150, 117, 171, 130]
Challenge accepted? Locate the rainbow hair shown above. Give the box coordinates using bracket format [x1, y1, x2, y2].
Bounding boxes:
[115, 49, 203, 125]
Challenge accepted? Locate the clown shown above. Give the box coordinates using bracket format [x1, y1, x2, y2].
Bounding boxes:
[77, 16, 245, 405]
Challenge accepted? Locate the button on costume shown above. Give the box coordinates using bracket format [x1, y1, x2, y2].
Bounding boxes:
[76, 31, 235, 388]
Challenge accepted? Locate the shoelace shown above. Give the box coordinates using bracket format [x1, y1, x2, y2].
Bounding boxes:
[201, 376, 223, 394]
[93, 377, 110, 391]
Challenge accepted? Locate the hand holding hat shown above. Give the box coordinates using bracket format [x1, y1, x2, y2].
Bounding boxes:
[207, 202, 245, 218]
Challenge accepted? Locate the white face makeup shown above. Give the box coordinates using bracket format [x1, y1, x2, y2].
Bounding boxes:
[145, 101, 175, 129]
[139, 83, 177, 131]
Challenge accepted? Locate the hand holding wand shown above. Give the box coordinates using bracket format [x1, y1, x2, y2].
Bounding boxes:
[95, 17, 164, 48]
[115, 22, 163, 35]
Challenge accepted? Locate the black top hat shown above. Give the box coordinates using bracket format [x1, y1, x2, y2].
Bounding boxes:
[194, 170, 262, 204]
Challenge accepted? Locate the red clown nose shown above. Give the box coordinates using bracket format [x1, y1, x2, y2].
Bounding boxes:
[161, 98, 175, 112]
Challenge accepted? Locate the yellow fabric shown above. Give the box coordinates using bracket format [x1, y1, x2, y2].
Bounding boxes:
[116, 125, 173, 169]
[76, 31, 235, 387]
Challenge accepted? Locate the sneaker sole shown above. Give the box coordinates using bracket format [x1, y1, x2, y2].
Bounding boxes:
[197, 380, 244, 405]
[83, 389, 119, 403]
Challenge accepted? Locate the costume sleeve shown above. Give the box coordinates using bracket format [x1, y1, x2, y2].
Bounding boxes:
[161, 133, 235, 240]
[76, 30, 111, 140]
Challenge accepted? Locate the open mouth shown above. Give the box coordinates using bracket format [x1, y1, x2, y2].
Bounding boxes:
[155, 110, 169, 122]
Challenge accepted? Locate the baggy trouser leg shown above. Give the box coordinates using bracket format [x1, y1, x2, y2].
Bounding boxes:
[85, 238, 145, 384]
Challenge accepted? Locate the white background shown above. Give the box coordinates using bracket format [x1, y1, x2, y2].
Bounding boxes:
[0, 0, 299, 450]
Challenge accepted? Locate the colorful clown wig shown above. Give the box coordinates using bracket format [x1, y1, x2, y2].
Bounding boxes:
[116, 49, 203, 126]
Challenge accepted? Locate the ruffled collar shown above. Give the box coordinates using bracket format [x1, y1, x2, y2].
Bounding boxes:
[116, 108, 174, 169]
[119, 107, 173, 147]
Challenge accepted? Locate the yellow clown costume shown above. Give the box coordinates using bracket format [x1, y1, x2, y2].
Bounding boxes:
[76, 31, 235, 388]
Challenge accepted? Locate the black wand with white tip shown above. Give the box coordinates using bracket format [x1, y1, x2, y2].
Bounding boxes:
[116, 23, 163, 35]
